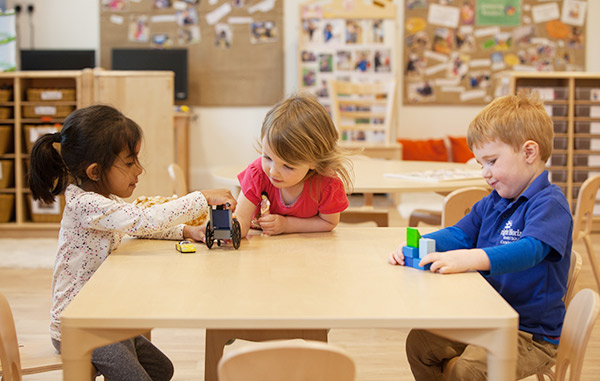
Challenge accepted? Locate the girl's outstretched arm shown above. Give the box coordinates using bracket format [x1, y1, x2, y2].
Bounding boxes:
[258, 212, 339, 236]
[235, 191, 259, 237]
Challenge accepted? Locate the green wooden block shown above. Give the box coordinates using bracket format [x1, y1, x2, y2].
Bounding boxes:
[406, 227, 421, 248]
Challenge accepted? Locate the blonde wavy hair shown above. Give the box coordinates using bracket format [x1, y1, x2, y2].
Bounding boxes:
[260, 92, 353, 191]
[467, 90, 554, 161]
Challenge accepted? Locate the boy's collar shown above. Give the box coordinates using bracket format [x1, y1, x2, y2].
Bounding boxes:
[492, 170, 550, 208]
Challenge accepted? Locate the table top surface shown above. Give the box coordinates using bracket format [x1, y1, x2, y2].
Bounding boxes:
[62, 227, 516, 331]
[212, 158, 489, 193]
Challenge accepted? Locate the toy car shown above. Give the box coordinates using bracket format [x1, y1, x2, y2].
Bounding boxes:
[175, 240, 196, 253]
[205, 204, 241, 249]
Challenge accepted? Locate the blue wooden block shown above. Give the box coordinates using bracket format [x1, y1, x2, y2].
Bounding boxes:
[418, 238, 436, 259]
[404, 256, 414, 268]
[402, 245, 419, 259]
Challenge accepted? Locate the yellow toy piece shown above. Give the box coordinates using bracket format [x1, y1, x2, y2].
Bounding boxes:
[176, 240, 196, 253]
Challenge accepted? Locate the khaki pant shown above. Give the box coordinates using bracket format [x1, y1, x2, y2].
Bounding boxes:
[406, 329, 557, 380]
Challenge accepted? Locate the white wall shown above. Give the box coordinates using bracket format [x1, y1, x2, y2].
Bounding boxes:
[7, 0, 600, 190]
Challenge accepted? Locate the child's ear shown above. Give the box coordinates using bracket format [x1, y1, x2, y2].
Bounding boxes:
[522, 140, 539, 163]
[85, 163, 101, 182]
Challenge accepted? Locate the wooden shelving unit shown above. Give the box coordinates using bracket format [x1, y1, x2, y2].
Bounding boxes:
[0, 69, 174, 237]
[510, 72, 600, 229]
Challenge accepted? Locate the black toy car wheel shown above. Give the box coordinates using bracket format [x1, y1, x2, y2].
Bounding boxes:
[232, 220, 241, 249]
[205, 225, 214, 249]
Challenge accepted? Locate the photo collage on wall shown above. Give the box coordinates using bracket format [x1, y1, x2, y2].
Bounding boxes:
[403, 0, 587, 105]
[299, 4, 396, 120]
[101, 0, 279, 49]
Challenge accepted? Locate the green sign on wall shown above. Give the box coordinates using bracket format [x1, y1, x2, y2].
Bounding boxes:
[476, 0, 522, 26]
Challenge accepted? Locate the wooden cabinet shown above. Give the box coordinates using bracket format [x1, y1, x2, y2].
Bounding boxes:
[510, 72, 600, 227]
[0, 70, 174, 237]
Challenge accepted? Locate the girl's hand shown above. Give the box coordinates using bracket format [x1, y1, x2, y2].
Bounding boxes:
[183, 224, 206, 242]
[257, 213, 288, 236]
[388, 245, 405, 266]
[201, 189, 237, 209]
[420, 248, 489, 274]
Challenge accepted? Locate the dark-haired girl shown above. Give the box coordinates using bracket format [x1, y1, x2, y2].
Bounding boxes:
[29, 105, 236, 380]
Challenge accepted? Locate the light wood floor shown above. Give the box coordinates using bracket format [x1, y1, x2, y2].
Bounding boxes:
[1, 195, 599, 380]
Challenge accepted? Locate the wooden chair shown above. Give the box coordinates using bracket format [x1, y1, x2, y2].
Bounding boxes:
[564, 250, 583, 308]
[444, 288, 598, 381]
[168, 163, 188, 197]
[536, 288, 600, 381]
[329, 79, 401, 160]
[410, 187, 489, 228]
[217, 339, 355, 381]
[572, 175, 600, 292]
[0, 292, 62, 381]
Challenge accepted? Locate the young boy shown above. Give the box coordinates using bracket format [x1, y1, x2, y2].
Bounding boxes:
[389, 91, 573, 380]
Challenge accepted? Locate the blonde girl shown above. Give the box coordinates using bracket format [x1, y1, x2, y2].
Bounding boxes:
[236, 93, 352, 237]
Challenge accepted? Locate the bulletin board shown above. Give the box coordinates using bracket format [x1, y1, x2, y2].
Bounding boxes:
[298, 0, 398, 110]
[99, 0, 284, 107]
[403, 0, 587, 105]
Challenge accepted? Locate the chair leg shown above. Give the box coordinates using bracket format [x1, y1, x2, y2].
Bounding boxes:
[583, 235, 600, 292]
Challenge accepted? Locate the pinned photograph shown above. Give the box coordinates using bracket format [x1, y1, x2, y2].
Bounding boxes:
[152, 33, 173, 48]
[405, 31, 430, 51]
[336, 50, 354, 71]
[405, 53, 426, 78]
[177, 6, 198, 26]
[178, 26, 200, 45]
[468, 71, 491, 89]
[102, 0, 128, 11]
[214, 23, 232, 48]
[345, 19, 363, 44]
[301, 50, 317, 63]
[354, 50, 371, 72]
[302, 67, 317, 87]
[319, 53, 333, 72]
[302, 18, 321, 44]
[368, 19, 385, 44]
[250, 21, 278, 44]
[128, 15, 149, 42]
[374, 49, 391, 73]
[407, 81, 435, 103]
[455, 27, 475, 52]
[154, 0, 171, 9]
[432, 27, 453, 55]
[323, 20, 343, 44]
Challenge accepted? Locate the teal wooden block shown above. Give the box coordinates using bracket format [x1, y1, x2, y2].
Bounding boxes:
[406, 227, 421, 248]
[419, 238, 436, 259]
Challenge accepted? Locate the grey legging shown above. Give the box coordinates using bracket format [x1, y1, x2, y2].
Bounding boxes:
[52, 335, 174, 381]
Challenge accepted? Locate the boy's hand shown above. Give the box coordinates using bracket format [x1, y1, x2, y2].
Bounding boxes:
[388, 245, 405, 266]
[183, 224, 206, 242]
[257, 213, 287, 236]
[420, 248, 490, 274]
[201, 189, 237, 209]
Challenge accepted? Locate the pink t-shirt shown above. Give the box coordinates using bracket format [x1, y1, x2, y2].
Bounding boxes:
[238, 157, 349, 219]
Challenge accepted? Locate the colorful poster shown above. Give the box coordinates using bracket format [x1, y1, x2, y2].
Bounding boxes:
[476, 0, 521, 26]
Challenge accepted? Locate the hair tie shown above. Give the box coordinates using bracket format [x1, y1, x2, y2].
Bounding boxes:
[52, 132, 62, 143]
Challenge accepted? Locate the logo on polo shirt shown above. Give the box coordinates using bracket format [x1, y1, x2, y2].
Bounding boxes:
[500, 220, 521, 244]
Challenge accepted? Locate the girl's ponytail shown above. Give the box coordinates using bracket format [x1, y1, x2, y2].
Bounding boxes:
[29, 132, 69, 204]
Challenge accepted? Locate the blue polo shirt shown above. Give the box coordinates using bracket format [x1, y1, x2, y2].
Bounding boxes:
[425, 171, 573, 337]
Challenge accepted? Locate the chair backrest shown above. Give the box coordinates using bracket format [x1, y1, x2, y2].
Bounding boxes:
[167, 163, 188, 197]
[329, 79, 397, 146]
[554, 288, 600, 381]
[564, 250, 583, 308]
[217, 339, 356, 381]
[572, 175, 600, 241]
[441, 187, 490, 228]
[0, 292, 23, 381]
